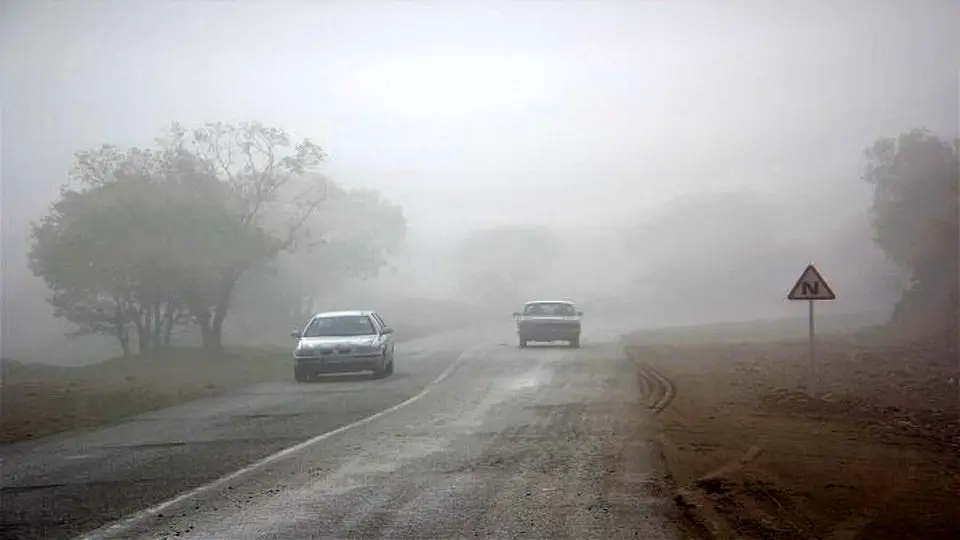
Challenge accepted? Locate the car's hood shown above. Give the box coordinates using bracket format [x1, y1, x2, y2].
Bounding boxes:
[298, 335, 379, 348]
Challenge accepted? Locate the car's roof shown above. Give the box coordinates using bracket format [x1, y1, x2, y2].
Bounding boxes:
[524, 300, 575, 305]
[310, 310, 375, 319]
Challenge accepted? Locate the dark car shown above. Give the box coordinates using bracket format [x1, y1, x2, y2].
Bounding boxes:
[512, 300, 583, 348]
[290, 310, 395, 382]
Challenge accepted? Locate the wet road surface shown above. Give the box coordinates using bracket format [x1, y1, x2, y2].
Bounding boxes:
[2, 326, 677, 539]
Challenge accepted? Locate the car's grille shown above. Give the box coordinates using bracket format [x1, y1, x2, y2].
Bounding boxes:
[537, 324, 573, 331]
[298, 348, 370, 358]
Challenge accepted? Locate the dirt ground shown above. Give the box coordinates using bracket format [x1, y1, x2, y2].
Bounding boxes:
[626, 327, 960, 539]
[0, 348, 290, 444]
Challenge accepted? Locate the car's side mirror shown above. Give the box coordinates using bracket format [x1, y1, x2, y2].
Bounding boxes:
[382, 327, 394, 334]
[290, 330, 301, 339]
[577, 311, 584, 317]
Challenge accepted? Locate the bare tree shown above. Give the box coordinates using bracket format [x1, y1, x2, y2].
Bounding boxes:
[166, 122, 328, 352]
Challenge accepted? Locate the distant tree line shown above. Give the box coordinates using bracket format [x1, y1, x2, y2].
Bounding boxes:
[611, 128, 955, 331]
[453, 226, 565, 310]
[30, 122, 405, 356]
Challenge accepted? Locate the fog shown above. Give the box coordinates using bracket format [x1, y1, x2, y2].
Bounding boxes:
[2, 1, 957, 363]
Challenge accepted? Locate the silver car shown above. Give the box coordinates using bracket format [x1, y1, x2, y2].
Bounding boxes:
[290, 310, 396, 382]
[512, 300, 583, 348]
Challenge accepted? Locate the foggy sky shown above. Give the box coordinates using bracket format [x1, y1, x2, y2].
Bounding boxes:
[0, 4, 956, 282]
[3, 1, 957, 245]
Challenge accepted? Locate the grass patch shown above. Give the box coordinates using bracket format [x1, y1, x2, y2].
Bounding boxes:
[1, 347, 290, 444]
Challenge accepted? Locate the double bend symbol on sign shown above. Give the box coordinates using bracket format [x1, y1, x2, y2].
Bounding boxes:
[787, 264, 836, 301]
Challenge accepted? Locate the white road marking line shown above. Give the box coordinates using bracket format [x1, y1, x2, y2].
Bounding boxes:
[75, 342, 492, 540]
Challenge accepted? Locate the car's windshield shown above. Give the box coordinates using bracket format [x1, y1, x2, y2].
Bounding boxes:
[303, 315, 376, 337]
[523, 303, 575, 316]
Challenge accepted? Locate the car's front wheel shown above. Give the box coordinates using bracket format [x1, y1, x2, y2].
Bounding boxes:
[519, 338, 528, 348]
[372, 353, 390, 379]
[569, 337, 580, 348]
[294, 364, 311, 383]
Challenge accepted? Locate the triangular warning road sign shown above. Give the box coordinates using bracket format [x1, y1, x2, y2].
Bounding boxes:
[787, 264, 836, 300]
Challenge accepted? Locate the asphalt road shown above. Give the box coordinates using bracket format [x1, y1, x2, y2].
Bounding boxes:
[1, 325, 677, 539]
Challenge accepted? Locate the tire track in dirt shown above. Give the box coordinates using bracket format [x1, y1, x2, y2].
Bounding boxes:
[628, 347, 770, 540]
[627, 346, 885, 540]
[644, 364, 676, 414]
[626, 353, 674, 414]
[631, 357, 734, 538]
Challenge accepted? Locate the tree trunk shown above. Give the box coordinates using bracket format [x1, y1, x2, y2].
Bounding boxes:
[197, 309, 216, 353]
[151, 303, 163, 353]
[163, 320, 175, 348]
[192, 267, 244, 355]
[133, 305, 151, 355]
[118, 335, 131, 357]
[209, 314, 225, 354]
[208, 278, 237, 355]
[113, 303, 131, 357]
[162, 306, 177, 348]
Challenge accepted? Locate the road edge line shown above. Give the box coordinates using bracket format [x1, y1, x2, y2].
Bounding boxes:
[75, 342, 492, 540]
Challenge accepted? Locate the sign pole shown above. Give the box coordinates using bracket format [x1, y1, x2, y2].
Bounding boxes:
[787, 264, 834, 397]
[808, 299, 816, 396]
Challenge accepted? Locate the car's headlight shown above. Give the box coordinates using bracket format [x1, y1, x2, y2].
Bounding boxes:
[355, 344, 383, 354]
